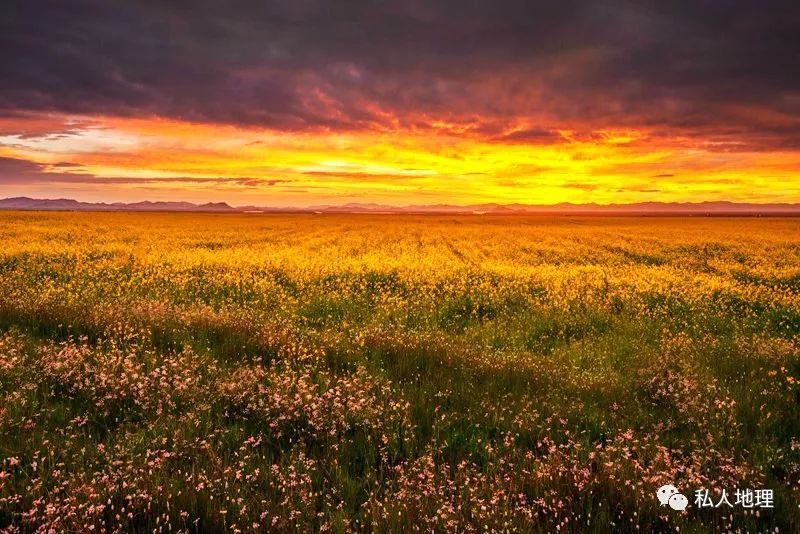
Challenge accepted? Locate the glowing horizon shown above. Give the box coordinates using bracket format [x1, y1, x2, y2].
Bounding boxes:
[2, 112, 798, 206]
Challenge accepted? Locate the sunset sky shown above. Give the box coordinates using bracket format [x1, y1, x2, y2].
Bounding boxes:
[1, 1, 799, 206]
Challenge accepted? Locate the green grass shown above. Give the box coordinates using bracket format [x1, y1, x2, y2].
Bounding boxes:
[0, 213, 799, 532]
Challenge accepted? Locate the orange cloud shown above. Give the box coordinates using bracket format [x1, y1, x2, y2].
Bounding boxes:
[0, 113, 799, 206]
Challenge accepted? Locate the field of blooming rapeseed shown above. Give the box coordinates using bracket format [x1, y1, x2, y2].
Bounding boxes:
[0, 211, 798, 532]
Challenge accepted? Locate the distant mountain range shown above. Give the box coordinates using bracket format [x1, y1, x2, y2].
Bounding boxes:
[2, 196, 799, 215]
[0, 197, 238, 212]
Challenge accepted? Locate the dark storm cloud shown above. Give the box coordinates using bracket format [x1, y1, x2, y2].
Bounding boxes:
[1, 1, 799, 146]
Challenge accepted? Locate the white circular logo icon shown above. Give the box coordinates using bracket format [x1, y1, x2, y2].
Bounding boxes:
[657, 484, 688, 510]
[668, 493, 689, 511]
[657, 484, 679, 505]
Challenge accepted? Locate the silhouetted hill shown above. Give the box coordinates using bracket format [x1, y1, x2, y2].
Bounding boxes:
[0, 197, 235, 212]
[1, 197, 799, 215]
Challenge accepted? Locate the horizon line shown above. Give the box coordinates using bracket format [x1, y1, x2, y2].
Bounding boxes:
[2, 196, 800, 215]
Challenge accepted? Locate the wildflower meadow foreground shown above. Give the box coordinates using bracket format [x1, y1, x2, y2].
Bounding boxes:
[0, 212, 798, 532]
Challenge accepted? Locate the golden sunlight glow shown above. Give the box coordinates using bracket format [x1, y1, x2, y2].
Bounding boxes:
[2, 114, 799, 205]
